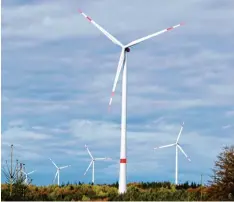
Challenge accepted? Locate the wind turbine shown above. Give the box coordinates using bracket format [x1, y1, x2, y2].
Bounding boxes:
[49, 158, 71, 186]
[84, 144, 111, 184]
[78, 9, 184, 193]
[22, 170, 36, 185]
[154, 122, 191, 185]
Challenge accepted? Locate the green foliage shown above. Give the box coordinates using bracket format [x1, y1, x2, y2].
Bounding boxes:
[1, 181, 208, 201]
[82, 195, 90, 201]
[1, 179, 30, 201]
[170, 184, 176, 192]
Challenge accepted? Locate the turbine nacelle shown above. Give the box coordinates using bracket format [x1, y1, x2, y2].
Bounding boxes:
[125, 47, 131, 52]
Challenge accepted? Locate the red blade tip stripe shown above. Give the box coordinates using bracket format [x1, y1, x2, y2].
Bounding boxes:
[111, 92, 115, 97]
[120, 159, 127, 163]
[87, 16, 92, 22]
[78, 9, 82, 14]
[167, 27, 173, 31]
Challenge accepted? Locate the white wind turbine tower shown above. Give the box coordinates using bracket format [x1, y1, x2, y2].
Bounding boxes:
[22, 170, 36, 185]
[154, 122, 191, 185]
[84, 144, 111, 184]
[49, 158, 71, 186]
[78, 9, 184, 193]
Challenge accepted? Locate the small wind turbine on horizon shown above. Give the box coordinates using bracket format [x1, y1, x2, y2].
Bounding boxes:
[84, 144, 111, 184]
[49, 158, 71, 186]
[78, 9, 184, 194]
[22, 170, 36, 185]
[154, 122, 191, 185]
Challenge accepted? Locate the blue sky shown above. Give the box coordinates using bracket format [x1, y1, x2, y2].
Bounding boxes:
[1, 0, 234, 186]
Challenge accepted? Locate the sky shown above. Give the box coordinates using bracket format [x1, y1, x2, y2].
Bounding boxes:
[1, 0, 234, 186]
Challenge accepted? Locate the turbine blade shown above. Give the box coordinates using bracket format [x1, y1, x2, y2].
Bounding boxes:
[85, 145, 93, 159]
[154, 143, 176, 149]
[126, 23, 184, 47]
[53, 171, 58, 183]
[78, 9, 123, 47]
[94, 157, 112, 161]
[84, 161, 93, 176]
[60, 165, 71, 170]
[108, 49, 125, 109]
[27, 170, 36, 175]
[49, 158, 58, 169]
[22, 171, 27, 175]
[176, 122, 184, 143]
[177, 144, 191, 162]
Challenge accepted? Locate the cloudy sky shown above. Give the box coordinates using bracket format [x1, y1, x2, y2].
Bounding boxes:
[1, 0, 234, 186]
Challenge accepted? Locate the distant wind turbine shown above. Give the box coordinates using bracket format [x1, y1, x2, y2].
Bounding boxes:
[154, 122, 191, 184]
[22, 170, 36, 185]
[49, 158, 71, 186]
[84, 144, 111, 184]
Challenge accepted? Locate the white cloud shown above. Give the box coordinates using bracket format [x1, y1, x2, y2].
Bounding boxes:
[2, 0, 234, 48]
[8, 119, 25, 127]
[222, 125, 232, 130]
[225, 110, 234, 117]
[69, 119, 120, 147]
[2, 126, 52, 141]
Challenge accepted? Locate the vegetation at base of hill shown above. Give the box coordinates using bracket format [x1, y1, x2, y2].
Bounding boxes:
[1, 145, 233, 201]
[1, 181, 207, 201]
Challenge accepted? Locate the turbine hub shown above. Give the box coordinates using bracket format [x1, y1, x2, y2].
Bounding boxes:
[125, 47, 130, 52]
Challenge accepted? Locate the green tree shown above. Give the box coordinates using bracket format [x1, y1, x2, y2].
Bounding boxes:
[82, 194, 90, 201]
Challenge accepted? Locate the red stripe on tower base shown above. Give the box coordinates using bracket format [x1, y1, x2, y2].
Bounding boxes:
[120, 159, 127, 163]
